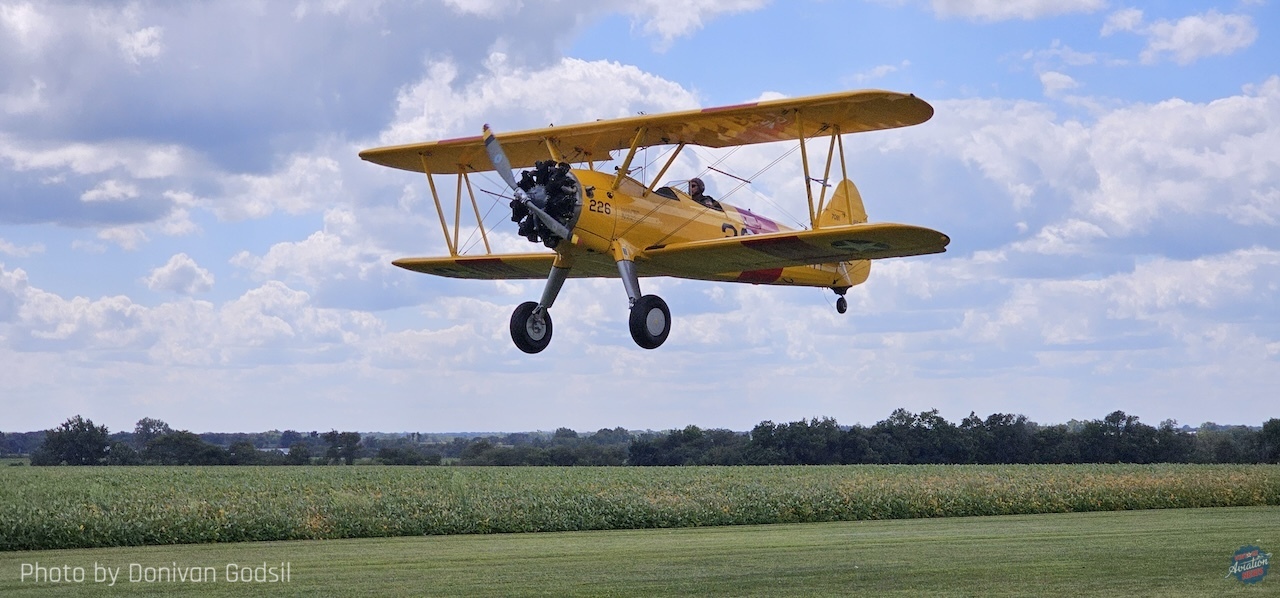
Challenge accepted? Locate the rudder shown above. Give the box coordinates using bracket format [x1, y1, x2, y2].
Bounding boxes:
[817, 179, 867, 227]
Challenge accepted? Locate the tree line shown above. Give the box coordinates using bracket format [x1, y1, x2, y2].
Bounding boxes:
[6, 410, 1280, 467]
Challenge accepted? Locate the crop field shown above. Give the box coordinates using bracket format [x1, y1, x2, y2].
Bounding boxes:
[3, 464, 1278, 552]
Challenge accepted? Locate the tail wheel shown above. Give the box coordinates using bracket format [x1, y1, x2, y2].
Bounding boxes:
[510, 301, 552, 354]
[629, 294, 670, 349]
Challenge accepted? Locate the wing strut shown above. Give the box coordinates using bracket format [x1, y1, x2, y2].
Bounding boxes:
[611, 127, 648, 191]
[815, 127, 839, 219]
[646, 142, 685, 194]
[795, 118, 841, 230]
[419, 156, 456, 256]
[796, 110, 817, 227]
[417, 155, 494, 257]
[462, 172, 491, 254]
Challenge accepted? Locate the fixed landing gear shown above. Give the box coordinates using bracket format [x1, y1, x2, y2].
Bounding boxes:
[509, 264, 568, 354]
[833, 287, 849, 314]
[629, 294, 670, 349]
[510, 301, 552, 354]
[618, 258, 670, 350]
[508, 257, 672, 353]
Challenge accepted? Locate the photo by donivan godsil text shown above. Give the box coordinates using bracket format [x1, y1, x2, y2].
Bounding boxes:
[19, 561, 292, 585]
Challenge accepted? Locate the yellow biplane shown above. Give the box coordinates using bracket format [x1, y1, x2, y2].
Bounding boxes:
[359, 90, 949, 353]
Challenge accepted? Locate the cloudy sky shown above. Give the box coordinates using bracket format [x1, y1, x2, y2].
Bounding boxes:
[2, 0, 1277, 434]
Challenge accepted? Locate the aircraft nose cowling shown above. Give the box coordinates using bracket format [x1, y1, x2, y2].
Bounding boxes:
[510, 160, 581, 249]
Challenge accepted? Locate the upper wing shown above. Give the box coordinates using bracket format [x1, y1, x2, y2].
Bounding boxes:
[392, 252, 619, 280]
[638, 223, 950, 277]
[360, 90, 932, 175]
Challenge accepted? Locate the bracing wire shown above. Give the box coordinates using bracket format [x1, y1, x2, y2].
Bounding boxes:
[686, 143, 809, 229]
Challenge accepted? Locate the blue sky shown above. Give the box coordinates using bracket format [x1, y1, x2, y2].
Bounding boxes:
[2, 0, 1277, 434]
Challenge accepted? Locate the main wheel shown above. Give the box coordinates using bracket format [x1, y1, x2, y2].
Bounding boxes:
[629, 294, 670, 349]
[510, 301, 552, 354]
[836, 296, 848, 314]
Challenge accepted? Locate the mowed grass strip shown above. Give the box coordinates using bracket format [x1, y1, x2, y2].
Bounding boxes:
[1, 506, 1276, 597]
[2, 464, 1278, 551]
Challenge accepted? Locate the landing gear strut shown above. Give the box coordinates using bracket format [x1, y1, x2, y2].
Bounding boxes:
[618, 259, 670, 349]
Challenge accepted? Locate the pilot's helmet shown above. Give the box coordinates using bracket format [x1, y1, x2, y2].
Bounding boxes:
[689, 177, 705, 194]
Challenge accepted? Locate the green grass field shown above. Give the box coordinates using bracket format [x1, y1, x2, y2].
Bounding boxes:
[1, 506, 1275, 596]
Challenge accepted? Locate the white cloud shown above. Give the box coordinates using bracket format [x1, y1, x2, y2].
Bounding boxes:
[1, 77, 46, 115]
[1102, 9, 1258, 65]
[927, 0, 1106, 21]
[441, 0, 524, 18]
[623, 0, 769, 46]
[381, 53, 698, 144]
[325, 0, 765, 51]
[291, 0, 389, 19]
[906, 77, 1280, 234]
[232, 227, 389, 292]
[1100, 7, 1143, 36]
[2, 261, 380, 365]
[214, 154, 344, 220]
[1038, 71, 1079, 97]
[1008, 219, 1107, 255]
[144, 253, 214, 295]
[80, 179, 139, 202]
[1081, 77, 1280, 231]
[96, 226, 149, 251]
[0, 2, 52, 54]
[118, 25, 163, 65]
[157, 206, 199, 237]
[85, 2, 167, 67]
[957, 247, 1280, 349]
[0, 237, 44, 257]
[1108, 248, 1279, 318]
[0, 136, 189, 178]
[7, 270, 147, 347]
[849, 60, 911, 84]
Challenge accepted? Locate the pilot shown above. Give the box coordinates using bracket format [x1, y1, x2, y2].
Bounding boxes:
[689, 177, 721, 210]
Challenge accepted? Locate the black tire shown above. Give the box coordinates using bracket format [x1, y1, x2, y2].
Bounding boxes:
[510, 301, 552, 354]
[836, 296, 848, 314]
[628, 294, 670, 349]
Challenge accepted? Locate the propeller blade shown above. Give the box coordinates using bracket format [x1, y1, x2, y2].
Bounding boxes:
[482, 124, 520, 192]
[484, 124, 571, 241]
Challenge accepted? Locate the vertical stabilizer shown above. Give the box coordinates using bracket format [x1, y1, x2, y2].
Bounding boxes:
[817, 179, 868, 227]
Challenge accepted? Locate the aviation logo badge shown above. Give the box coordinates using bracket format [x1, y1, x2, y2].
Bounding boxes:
[1227, 545, 1270, 584]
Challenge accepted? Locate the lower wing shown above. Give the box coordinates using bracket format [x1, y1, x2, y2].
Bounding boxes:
[639, 222, 949, 277]
[391, 223, 947, 281]
[392, 252, 617, 279]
